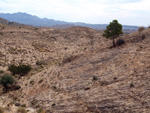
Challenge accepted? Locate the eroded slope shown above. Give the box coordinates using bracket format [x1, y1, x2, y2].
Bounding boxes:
[0, 24, 150, 113]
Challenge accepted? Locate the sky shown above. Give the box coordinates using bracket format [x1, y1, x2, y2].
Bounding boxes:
[0, 0, 150, 26]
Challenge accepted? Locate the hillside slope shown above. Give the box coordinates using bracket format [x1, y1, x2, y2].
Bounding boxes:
[0, 23, 150, 113]
[0, 17, 25, 26]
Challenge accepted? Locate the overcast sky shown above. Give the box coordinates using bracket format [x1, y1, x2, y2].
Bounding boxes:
[0, 0, 149, 26]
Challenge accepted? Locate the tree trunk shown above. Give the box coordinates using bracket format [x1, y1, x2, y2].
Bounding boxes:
[112, 37, 116, 47]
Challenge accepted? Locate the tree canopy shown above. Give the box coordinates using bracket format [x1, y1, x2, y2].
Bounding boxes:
[103, 20, 123, 47]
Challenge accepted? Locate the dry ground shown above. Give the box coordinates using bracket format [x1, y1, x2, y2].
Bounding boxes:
[0, 24, 150, 113]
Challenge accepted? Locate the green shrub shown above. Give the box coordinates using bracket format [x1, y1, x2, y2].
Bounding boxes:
[17, 64, 31, 76]
[130, 83, 134, 88]
[8, 64, 31, 76]
[37, 108, 45, 113]
[52, 103, 56, 107]
[93, 76, 98, 81]
[116, 39, 125, 46]
[0, 106, 5, 113]
[8, 64, 18, 75]
[0, 74, 15, 91]
[17, 107, 27, 113]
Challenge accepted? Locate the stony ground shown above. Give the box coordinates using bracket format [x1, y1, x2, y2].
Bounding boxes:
[0, 24, 150, 113]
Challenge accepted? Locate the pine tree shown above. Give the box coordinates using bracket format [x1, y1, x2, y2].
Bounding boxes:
[103, 20, 123, 47]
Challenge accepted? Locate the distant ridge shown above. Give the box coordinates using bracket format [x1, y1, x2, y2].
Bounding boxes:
[0, 12, 139, 32]
[0, 17, 25, 26]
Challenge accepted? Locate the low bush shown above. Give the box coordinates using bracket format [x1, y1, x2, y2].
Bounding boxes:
[52, 103, 56, 107]
[0, 74, 15, 91]
[116, 39, 125, 46]
[8, 64, 18, 75]
[93, 76, 98, 81]
[17, 64, 31, 76]
[130, 83, 134, 88]
[8, 64, 31, 76]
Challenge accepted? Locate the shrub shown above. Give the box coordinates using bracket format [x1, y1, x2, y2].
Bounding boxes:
[17, 107, 27, 113]
[17, 64, 31, 76]
[0, 106, 5, 113]
[93, 76, 98, 81]
[8, 64, 18, 75]
[116, 39, 125, 46]
[37, 108, 46, 113]
[130, 83, 134, 88]
[0, 74, 15, 91]
[52, 103, 56, 107]
[8, 64, 31, 76]
[138, 27, 145, 33]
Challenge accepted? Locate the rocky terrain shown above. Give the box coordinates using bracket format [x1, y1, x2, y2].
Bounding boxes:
[0, 21, 150, 113]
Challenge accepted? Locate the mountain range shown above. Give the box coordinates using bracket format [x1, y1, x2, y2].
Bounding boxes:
[0, 12, 139, 32]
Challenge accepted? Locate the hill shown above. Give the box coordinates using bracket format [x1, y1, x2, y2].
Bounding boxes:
[0, 17, 26, 26]
[0, 12, 139, 32]
[0, 22, 150, 112]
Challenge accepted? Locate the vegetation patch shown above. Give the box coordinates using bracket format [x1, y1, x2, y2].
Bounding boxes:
[116, 38, 125, 46]
[8, 64, 31, 76]
[103, 20, 123, 47]
[93, 76, 98, 81]
[130, 83, 134, 88]
[52, 103, 56, 107]
[0, 74, 15, 91]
